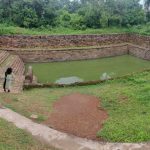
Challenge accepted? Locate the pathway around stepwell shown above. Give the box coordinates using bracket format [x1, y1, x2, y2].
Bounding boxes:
[0, 108, 150, 150]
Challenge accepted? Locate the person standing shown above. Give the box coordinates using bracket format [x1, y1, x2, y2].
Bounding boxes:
[3, 68, 14, 93]
[3, 70, 7, 92]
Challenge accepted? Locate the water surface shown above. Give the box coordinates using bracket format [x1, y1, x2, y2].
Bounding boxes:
[26, 55, 150, 84]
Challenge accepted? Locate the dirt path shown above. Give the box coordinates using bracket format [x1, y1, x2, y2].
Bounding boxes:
[45, 93, 108, 140]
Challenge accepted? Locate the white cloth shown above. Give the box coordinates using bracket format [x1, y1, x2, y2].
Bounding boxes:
[5, 74, 13, 90]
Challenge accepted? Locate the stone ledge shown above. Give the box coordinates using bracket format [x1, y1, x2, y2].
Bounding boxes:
[0, 43, 128, 51]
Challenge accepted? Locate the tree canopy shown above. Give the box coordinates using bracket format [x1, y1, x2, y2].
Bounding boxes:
[0, 0, 149, 29]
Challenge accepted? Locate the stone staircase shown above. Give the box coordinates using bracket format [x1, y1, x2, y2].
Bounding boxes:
[0, 50, 25, 93]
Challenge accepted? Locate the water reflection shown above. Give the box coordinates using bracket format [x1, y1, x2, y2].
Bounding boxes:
[55, 76, 84, 85]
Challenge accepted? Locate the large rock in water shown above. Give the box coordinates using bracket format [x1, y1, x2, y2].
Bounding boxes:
[100, 72, 111, 80]
[55, 76, 83, 85]
[25, 66, 33, 83]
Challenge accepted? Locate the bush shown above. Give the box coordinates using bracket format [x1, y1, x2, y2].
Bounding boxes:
[135, 25, 143, 29]
[70, 13, 85, 30]
[57, 10, 71, 28]
[108, 16, 121, 27]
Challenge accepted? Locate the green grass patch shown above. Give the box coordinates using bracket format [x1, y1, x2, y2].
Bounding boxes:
[0, 23, 129, 35]
[0, 70, 150, 142]
[128, 23, 150, 36]
[0, 118, 54, 150]
[0, 23, 150, 35]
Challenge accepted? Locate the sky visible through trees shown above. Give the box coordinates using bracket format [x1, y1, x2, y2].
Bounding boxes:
[140, 0, 144, 5]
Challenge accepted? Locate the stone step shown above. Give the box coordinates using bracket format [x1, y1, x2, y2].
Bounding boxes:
[0, 55, 16, 74]
[0, 55, 25, 75]
[11, 56, 25, 75]
[0, 51, 10, 65]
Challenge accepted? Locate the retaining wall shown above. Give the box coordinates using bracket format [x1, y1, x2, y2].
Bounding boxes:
[128, 44, 149, 60]
[0, 34, 128, 49]
[5, 44, 128, 62]
[0, 34, 150, 62]
[127, 34, 150, 49]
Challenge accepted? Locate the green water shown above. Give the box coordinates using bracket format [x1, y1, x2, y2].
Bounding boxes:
[26, 55, 150, 83]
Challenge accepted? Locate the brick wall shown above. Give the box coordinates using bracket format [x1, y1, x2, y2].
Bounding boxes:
[0, 34, 150, 62]
[127, 34, 150, 49]
[6, 44, 128, 62]
[0, 34, 128, 49]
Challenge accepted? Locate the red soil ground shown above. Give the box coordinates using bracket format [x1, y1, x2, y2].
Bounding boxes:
[45, 93, 108, 140]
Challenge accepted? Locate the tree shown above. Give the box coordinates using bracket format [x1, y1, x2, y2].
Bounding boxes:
[145, 0, 150, 10]
[144, 0, 150, 21]
[0, 0, 147, 28]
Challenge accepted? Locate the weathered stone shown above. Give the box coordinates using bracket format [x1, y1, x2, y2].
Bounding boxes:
[0, 34, 128, 49]
[0, 34, 149, 62]
[5, 44, 128, 62]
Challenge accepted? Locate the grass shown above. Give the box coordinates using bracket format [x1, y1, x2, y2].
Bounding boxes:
[0, 23, 150, 35]
[0, 70, 150, 142]
[0, 90, 58, 122]
[0, 24, 127, 35]
[128, 23, 150, 36]
[26, 55, 150, 83]
[0, 118, 55, 150]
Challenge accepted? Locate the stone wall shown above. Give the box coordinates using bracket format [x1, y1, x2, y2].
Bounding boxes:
[0, 34, 150, 62]
[127, 34, 150, 49]
[0, 33, 149, 87]
[6, 44, 128, 62]
[0, 34, 128, 49]
[127, 34, 150, 60]
[128, 44, 149, 60]
[1, 34, 149, 49]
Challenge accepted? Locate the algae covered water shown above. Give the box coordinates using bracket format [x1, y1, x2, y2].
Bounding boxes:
[26, 55, 150, 84]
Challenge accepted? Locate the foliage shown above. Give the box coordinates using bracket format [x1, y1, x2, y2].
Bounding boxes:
[144, 0, 150, 21]
[0, 0, 148, 29]
[0, 23, 150, 35]
[0, 23, 128, 35]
